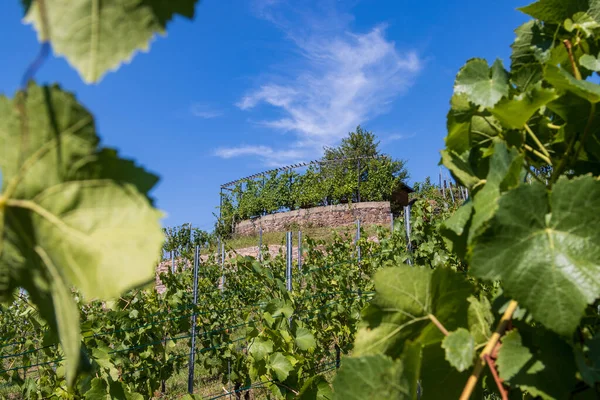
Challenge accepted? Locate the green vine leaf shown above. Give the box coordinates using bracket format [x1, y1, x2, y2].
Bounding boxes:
[0, 83, 163, 384]
[420, 343, 474, 399]
[332, 342, 421, 400]
[248, 338, 274, 361]
[454, 58, 510, 108]
[84, 378, 108, 400]
[497, 328, 578, 399]
[441, 328, 474, 372]
[545, 65, 600, 103]
[510, 20, 553, 72]
[518, 0, 589, 24]
[469, 141, 523, 241]
[491, 83, 559, 129]
[440, 150, 481, 189]
[580, 53, 600, 71]
[298, 375, 333, 400]
[268, 352, 293, 381]
[445, 94, 476, 154]
[575, 334, 600, 386]
[23, 0, 199, 83]
[295, 327, 316, 351]
[470, 176, 600, 336]
[353, 267, 472, 358]
[564, 12, 600, 36]
[466, 296, 494, 345]
[440, 200, 473, 259]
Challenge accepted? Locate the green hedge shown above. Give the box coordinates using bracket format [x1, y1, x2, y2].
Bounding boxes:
[218, 156, 407, 235]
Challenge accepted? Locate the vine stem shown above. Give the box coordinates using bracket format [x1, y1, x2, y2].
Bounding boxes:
[551, 102, 597, 183]
[428, 314, 449, 336]
[523, 144, 552, 166]
[563, 40, 582, 80]
[459, 300, 518, 400]
[524, 124, 551, 160]
[547, 123, 562, 130]
[573, 102, 597, 163]
[484, 354, 508, 400]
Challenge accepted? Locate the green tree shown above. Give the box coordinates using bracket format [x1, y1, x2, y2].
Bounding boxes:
[321, 125, 409, 204]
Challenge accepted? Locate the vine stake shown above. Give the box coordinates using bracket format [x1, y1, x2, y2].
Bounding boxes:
[459, 300, 518, 400]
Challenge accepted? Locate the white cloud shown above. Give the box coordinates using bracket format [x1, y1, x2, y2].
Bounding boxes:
[383, 132, 416, 143]
[190, 103, 223, 119]
[214, 145, 305, 167]
[227, 2, 423, 166]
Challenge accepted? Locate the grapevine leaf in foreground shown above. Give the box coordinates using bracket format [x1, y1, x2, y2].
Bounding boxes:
[580, 53, 600, 71]
[469, 141, 523, 241]
[545, 65, 600, 103]
[353, 266, 472, 358]
[440, 200, 473, 259]
[23, 0, 199, 83]
[575, 334, 600, 387]
[0, 83, 164, 384]
[441, 328, 475, 372]
[420, 343, 475, 399]
[454, 58, 509, 108]
[466, 296, 494, 345]
[440, 150, 481, 189]
[332, 342, 421, 400]
[510, 20, 553, 72]
[496, 328, 578, 399]
[518, 0, 590, 24]
[490, 83, 558, 129]
[470, 176, 600, 336]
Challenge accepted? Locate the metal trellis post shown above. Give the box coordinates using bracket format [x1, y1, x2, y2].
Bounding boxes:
[298, 231, 302, 271]
[357, 159, 361, 203]
[286, 232, 293, 292]
[187, 245, 200, 394]
[220, 241, 225, 293]
[355, 219, 361, 262]
[258, 228, 263, 261]
[171, 251, 175, 274]
[404, 205, 413, 266]
[439, 168, 445, 198]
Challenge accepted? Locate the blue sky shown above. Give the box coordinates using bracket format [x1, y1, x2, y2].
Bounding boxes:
[0, 0, 530, 231]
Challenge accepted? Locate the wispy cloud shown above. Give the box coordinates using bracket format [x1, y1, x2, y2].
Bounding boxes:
[190, 103, 224, 119]
[214, 145, 305, 167]
[227, 1, 423, 165]
[383, 132, 417, 143]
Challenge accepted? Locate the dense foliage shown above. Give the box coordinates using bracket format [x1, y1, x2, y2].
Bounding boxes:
[0, 208, 450, 398]
[333, 0, 600, 398]
[218, 127, 408, 236]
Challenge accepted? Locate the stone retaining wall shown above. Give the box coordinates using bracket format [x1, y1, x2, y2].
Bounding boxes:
[234, 201, 392, 236]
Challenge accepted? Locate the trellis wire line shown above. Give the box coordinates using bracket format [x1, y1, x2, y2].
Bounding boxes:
[0, 356, 63, 374]
[206, 380, 273, 400]
[83, 311, 195, 339]
[0, 343, 56, 359]
[206, 360, 339, 400]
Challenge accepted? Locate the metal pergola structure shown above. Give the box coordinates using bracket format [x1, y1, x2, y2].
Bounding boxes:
[219, 156, 379, 189]
[218, 156, 383, 219]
